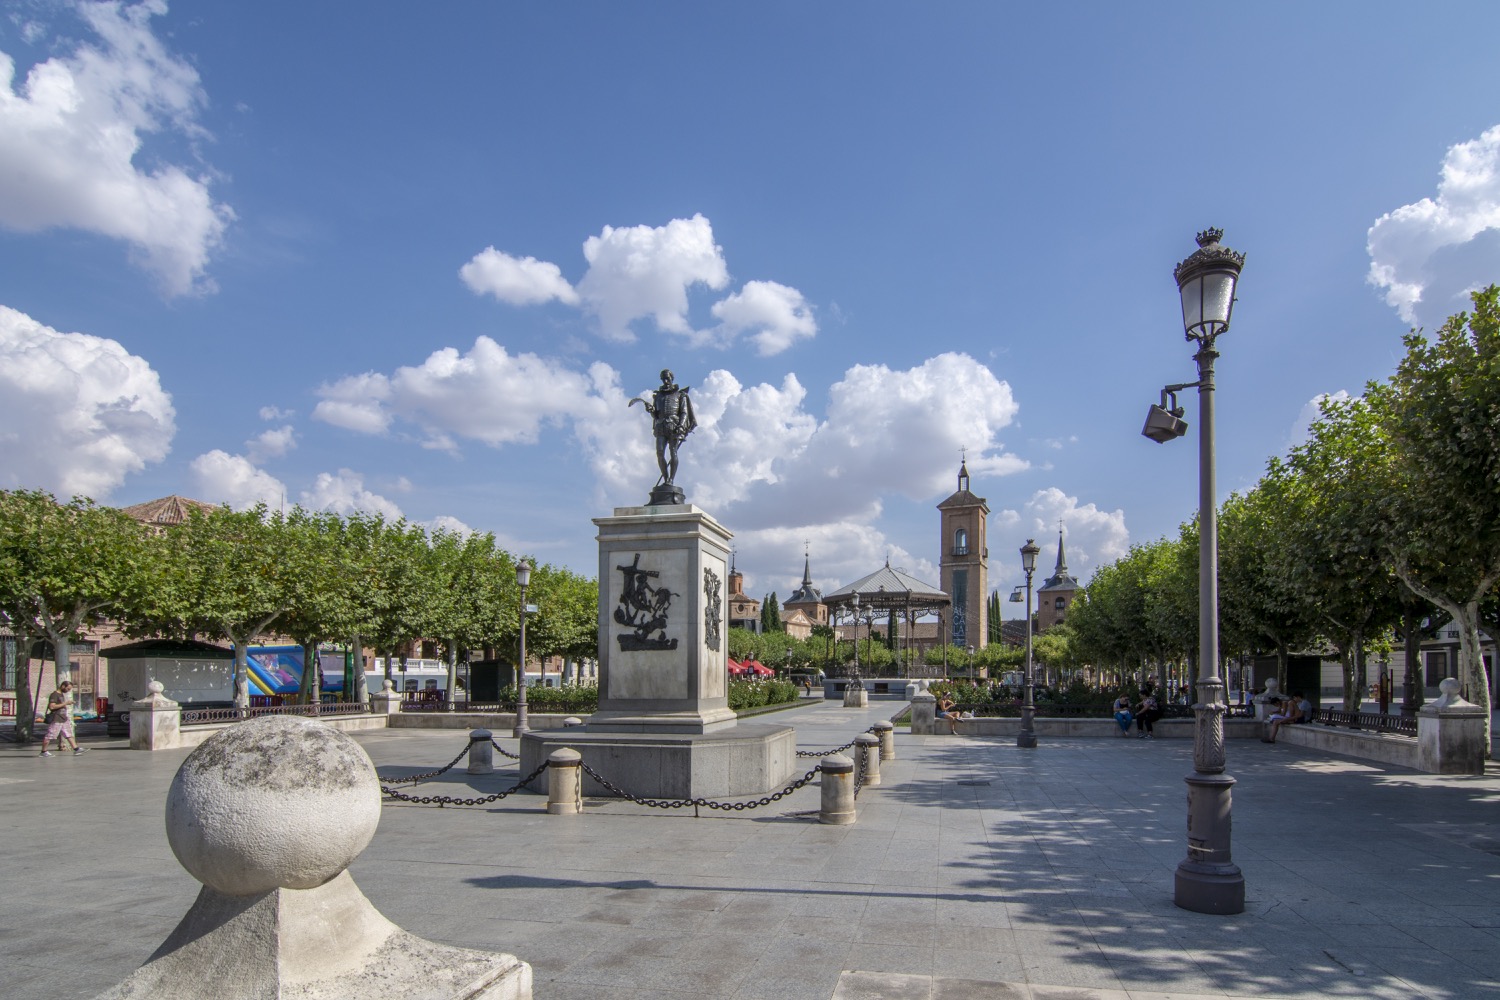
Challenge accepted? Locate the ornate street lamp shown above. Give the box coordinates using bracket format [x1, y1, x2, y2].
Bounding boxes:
[1143, 228, 1246, 915]
[845, 592, 868, 707]
[512, 560, 532, 737]
[1017, 539, 1039, 749]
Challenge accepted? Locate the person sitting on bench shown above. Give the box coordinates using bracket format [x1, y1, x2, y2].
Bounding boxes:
[1264, 691, 1310, 742]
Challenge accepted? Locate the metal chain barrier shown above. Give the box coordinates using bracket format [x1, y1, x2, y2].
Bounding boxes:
[489, 738, 521, 760]
[390, 742, 473, 785]
[853, 747, 867, 799]
[380, 761, 550, 807]
[794, 724, 879, 758]
[577, 760, 821, 813]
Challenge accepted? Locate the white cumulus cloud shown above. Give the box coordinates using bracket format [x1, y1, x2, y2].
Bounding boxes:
[299, 468, 403, 520]
[1368, 124, 1500, 328]
[0, 304, 175, 498]
[0, 0, 232, 296]
[311, 371, 393, 435]
[313, 337, 601, 449]
[245, 424, 295, 463]
[575, 214, 730, 341]
[710, 280, 817, 355]
[459, 247, 579, 306]
[188, 450, 285, 511]
[1008, 487, 1130, 586]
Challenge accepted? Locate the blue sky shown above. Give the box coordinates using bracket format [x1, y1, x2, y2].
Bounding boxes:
[3, 1, 1499, 609]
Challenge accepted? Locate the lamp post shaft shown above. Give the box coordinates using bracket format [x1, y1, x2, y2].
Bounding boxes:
[1173, 338, 1243, 914]
[513, 581, 530, 737]
[1018, 569, 1037, 748]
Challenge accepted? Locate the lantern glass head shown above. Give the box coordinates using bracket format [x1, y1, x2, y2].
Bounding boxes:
[515, 560, 532, 588]
[1174, 228, 1244, 339]
[1020, 539, 1039, 574]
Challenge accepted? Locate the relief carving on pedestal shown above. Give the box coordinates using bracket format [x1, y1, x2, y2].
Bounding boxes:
[704, 568, 722, 652]
[614, 554, 678, 651]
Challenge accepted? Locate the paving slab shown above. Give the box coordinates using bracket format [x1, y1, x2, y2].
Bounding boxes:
[3, 697, 1499, 1000]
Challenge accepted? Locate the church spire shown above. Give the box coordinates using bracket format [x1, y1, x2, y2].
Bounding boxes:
[957, 457, 970, 493]
[1054, 525, 1068, 576]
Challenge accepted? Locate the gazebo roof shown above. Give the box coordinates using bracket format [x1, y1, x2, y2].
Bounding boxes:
[824, 561, 949, 610]
[118, 494, 218, 526]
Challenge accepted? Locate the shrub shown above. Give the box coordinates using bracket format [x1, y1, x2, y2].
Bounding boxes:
[727, 679, 799, 711]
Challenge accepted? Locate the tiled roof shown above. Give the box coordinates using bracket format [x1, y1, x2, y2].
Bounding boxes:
[118, 495, 217, 526]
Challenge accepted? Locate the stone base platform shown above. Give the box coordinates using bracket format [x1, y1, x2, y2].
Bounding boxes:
[519, 722, 796, 799]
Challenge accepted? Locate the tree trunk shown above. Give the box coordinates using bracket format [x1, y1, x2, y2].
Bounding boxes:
[1350, 644, 1362, 707]
[299, 642, 320, 706]
[1454, 607, 1493, 757]
[350, 635, 369, 704]
[232, 642, 250, 708]
[1275, 640, 1289, 694]
[1400, 610, 1423, 717]
[1353, 631, 1368, 710]
[13, 640, 37, 743]
[445, 639, 458, 704]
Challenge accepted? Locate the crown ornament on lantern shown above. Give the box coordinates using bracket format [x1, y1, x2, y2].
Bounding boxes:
[1173, 226, 1246, 285]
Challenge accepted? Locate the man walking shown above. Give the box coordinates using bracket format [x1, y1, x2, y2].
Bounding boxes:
[39, 680, 87, 757]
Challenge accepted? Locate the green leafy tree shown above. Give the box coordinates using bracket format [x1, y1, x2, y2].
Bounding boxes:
[1275, 396, 1403, 709]
[146, 504, 314, 707]
[1218, 485, 1319, 690]
[1372, 286, 1500, 747]
[0, 491, 149, 736]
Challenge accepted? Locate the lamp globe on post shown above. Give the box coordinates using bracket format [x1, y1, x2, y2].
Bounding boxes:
[513, 559, 532, 737]
[1155, 228, 1246, 915]
[1017, 539, 1040, 749]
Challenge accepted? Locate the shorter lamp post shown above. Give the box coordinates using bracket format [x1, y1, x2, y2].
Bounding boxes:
[850, 592, 860, 680]
[513, 560, 532, 737]
[1017, 539, 1039, 749]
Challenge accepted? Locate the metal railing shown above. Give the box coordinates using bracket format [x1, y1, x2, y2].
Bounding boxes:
[944, 701, 1257, 719]
[397, 697, 513, 713]
[180, 701, 376, 726]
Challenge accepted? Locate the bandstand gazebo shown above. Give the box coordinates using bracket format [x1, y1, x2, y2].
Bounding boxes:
[824, 561, 949, 678]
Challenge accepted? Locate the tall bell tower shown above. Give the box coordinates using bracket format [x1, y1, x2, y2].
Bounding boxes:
[937, 459, 989, 648]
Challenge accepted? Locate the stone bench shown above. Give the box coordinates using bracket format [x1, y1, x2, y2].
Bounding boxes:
[1271, 722, 1418, 768]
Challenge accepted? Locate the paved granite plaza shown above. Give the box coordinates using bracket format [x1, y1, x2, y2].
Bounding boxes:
[4, 699, 1499, 1000]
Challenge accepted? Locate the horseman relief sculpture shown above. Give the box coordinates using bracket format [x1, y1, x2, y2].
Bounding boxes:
[614, 554, 679, 651]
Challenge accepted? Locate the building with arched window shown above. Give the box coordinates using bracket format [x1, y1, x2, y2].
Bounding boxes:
[937, 460, 989, 648]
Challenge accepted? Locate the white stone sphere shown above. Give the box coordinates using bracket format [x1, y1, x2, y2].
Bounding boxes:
[166, 715, 382, 896]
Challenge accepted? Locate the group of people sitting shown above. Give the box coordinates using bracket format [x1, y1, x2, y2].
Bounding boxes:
[1111, 687, 1164, 739]
[1262, 690, 1313, 742]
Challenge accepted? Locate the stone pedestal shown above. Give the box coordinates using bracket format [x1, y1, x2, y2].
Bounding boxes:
[521, 503, 794, 799]
[1252, 678, 1281, 722]
[1418, 678, 1486, 775]
[844, 681, 869, 708]
[910, 692, 937, 735]
[130, 681, 181, 751]
[371, 679, 402, 716]
[590, 504, 735, 733]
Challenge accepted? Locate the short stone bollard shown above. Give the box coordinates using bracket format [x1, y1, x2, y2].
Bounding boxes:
[129, 680, 181, 751]
[855, 733, 882, 787]
[546, 749, 583, 815]
[371, 677, 403, 716]
[873, 720, 895, 761]
[467, 728, 494, 774]
[95, 715, 532, 1000]
[819, 754, 856, 825]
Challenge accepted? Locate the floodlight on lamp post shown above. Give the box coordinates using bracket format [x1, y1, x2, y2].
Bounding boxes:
[1017, 539, 1039, 749]
[1145, 228, 1246, 915]
[513, 559, 532, 737]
